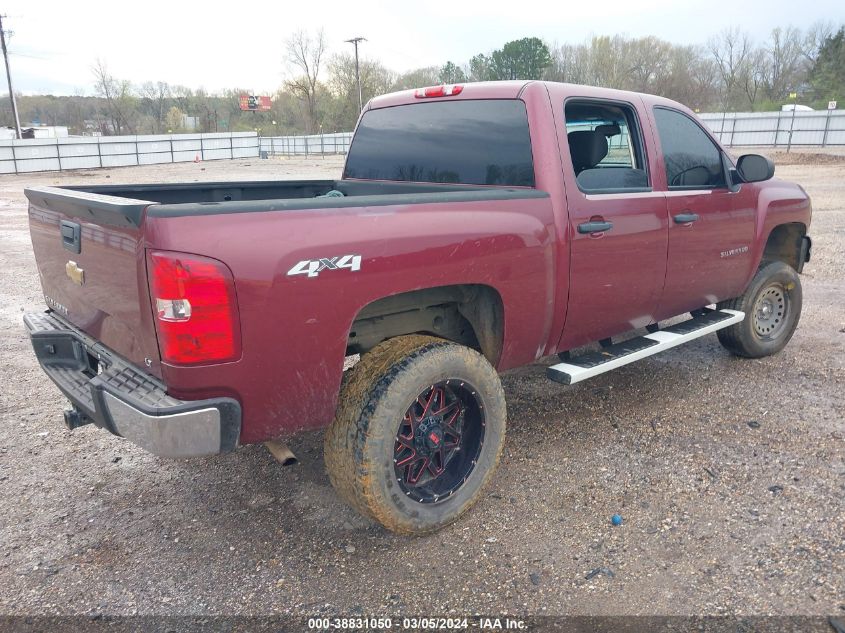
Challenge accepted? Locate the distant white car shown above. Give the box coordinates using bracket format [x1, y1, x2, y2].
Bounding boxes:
[782, 104, 814, 112]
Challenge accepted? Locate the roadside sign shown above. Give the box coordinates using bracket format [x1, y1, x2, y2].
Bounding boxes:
[789, 92, 797, 99]
[829, 101, 837, 110]
[239, 95, 272, 111]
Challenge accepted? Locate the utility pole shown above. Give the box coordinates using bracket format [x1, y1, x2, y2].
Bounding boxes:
[344, 37, 366, 113]
[0, 15, 22, 139]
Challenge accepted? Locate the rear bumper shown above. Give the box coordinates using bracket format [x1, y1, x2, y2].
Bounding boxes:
[24, 311, 241, 458]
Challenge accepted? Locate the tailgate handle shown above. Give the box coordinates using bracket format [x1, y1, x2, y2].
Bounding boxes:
[60, 220, 81, 254]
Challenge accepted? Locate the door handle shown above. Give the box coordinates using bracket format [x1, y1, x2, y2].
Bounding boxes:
[673, 212, 700, 224]
[577, 220, 613, 234]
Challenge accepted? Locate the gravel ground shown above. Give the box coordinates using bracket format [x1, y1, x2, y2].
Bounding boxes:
[0, 155, 842, 618]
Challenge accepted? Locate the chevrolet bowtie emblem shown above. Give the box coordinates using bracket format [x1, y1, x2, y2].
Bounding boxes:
[65, 260, 85, 286]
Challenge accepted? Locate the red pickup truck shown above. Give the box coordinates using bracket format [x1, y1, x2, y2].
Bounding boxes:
[24, 81, 812, 534]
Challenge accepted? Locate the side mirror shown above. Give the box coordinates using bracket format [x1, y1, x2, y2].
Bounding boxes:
[736, 154, 775, 183]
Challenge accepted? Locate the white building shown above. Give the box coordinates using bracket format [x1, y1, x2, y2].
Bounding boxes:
[1, 125, 70, 139]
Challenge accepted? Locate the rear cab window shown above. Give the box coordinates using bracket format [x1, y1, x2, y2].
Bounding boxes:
[564, 101, 650, 194]
[343, 100, 535, 187]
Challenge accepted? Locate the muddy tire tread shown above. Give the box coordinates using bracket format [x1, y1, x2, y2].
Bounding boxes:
[324, 335, 505, 535]
[324, 335, 444, 522]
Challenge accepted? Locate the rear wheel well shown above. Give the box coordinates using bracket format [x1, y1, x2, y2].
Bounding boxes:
[347, 285, 504, 365]
[762, 223, 807, 271]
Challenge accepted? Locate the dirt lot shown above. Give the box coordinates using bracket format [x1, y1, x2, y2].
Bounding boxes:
[0, 154, 842, 619]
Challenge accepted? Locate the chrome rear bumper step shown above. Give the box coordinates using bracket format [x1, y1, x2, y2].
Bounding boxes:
[547, 309, 745, 385]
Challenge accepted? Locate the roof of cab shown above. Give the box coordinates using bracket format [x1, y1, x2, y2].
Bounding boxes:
[365, 80, 695, 122]
[367, 80, 532, 110]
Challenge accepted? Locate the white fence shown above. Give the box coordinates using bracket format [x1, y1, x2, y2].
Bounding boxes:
[0, 132, 260, 174]
[260, 110, 845, 158]
[699, 110, 845, 148]
[259, 132, 353, 156]
[4, 110, 842, 174]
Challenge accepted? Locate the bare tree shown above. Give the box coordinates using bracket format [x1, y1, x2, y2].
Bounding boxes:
[665, 45, 719, 109]
[546, 36, 718, 107]
[762, 27, 804, 101]
[709, 28, 753, 110]
[546, 43, 590, 85]
[91, 59, 135, 135]
[170, 85, 193, 112]
[626, 36, 672, 93]
[284, 29, 326, 133]
[393, 66, 440, 90]
[327, 53, 395, 130]
[802, 20, 835, 65]
[139, 81, 171, 133]
[743, 47, 769, 107]
[587, 35, 630, 88]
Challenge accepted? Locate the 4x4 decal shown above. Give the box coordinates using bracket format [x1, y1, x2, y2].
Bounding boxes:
[286, 254, 362, 278]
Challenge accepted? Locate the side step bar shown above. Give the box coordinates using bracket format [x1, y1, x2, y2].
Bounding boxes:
[546, 309, 745, 386]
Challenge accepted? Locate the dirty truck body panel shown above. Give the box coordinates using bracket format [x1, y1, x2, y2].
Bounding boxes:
[24, 80, 812, 455]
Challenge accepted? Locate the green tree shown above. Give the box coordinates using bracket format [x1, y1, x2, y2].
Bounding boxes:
[469, 54, 493, 81]
[438, 61, 466, 84]
[810, 27, 845, 101]
[488, 37, 552, 80]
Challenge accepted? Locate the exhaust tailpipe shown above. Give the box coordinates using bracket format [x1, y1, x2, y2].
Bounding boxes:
[264, 439, 298, 466]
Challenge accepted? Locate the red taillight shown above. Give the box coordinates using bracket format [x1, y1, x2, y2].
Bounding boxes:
[147, 250, 241, 365]
[414, 84, 464, 98]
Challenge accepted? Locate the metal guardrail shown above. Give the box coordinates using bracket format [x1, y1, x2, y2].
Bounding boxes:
[259, 132, 353, 157]
[262, 110, 845, 158]
[0, 132, 260, 174]
[260, 130, 630, 156]
[5, 110, 842, 174]
[699, 109, 845, 149]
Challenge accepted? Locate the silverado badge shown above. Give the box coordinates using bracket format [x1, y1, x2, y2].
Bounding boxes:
[65, 260, 85, 286]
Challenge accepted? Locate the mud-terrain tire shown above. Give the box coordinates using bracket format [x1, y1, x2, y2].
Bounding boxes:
[324, 335, 506, 535]
[717, 261, 802, 358]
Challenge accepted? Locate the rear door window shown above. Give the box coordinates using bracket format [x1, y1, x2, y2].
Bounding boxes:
[343, 100, 535, 187]
[564, 101, 650, 193]
[653, 107, 727, 189]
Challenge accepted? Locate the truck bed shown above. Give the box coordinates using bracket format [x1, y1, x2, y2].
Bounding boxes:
[28, 179, 546, 225]
[64, 179, 538, 204]
[24, 178, 548, 387]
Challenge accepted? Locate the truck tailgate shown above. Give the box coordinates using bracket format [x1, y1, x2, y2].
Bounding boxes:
[25, 186, 161, 375]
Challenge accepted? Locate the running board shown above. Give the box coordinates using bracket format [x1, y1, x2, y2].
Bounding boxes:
[546, 309, 745, 385]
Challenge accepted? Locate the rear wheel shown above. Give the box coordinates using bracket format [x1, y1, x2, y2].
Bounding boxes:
[324, 335, 506, 535]
[717, 261, 802, 358]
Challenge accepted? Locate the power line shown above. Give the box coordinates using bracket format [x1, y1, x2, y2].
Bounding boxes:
[344, 37, 366, 113]
[0, 15, 22, 139]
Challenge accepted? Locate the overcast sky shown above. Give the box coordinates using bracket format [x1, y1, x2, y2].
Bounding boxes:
[3, 0, 843, 96]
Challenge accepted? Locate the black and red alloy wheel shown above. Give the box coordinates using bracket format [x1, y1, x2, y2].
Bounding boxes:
[393, 380, 485, 503]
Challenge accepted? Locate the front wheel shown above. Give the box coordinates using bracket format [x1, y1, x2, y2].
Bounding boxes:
[717, 260, 803, 358]
[324, 335, 506, 535]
